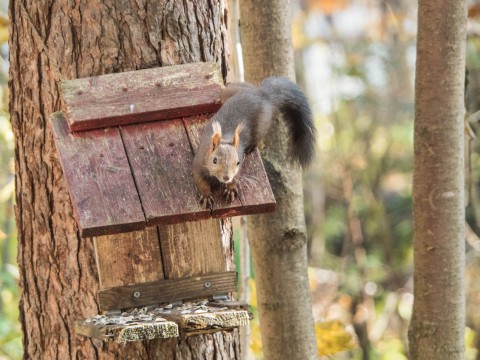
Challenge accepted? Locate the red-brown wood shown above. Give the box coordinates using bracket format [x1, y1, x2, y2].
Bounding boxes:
[60, 63, 223, 131]
[234, 149, 276, 215]
[50, 112, 146, 237]
[120, 119, 211, 225]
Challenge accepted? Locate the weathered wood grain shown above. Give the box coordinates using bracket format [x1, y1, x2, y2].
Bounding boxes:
[158, 219, 225, 279]
[184, 115, 276, 217]
[49, 112, 145, 237]
[98, 272, 238, 311]
[235, 149, 276, 215]
[75, 319, 178, 343]
[94, 228, 164, 289]
[162, 310, 249, 334]
[120, 119, 210, 225]
[60, 63, 224, 131]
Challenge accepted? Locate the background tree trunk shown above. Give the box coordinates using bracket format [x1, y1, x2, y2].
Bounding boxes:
[9, 1, 240, 359]
[239, 1, 318, 359]
[408, 0, 466, 358]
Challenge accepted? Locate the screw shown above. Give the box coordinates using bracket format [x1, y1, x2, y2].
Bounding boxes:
[133, 291, 141, 298]
[204, 282, 211, 288]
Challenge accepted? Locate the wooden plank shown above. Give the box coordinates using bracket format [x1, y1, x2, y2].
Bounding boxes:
[153, 300, 251, 335]
[158, 219, 226, 279]
[75, 318, 178, 343]
[94, 228, 164, 289]
[162, 310, 250, 334]
[184, 115, 276, 217]
[234, 149, 276, 215]
[120, 119, 210, 226]
[49, 112, 146, 237]
[98, 272, 237, 311]
[60, 63, 224, 131]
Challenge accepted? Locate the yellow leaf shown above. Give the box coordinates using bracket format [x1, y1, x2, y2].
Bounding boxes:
[316, 320, 357, 356]
[0, 26, 8, 44]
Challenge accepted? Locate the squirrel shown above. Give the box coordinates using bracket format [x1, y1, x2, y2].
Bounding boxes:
[192, 76, 316, 208]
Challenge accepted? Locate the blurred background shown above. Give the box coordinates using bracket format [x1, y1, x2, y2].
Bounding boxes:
[1, 0, 480, 359]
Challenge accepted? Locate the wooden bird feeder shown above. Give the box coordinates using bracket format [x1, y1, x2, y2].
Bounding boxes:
[49, 62, 275, 343]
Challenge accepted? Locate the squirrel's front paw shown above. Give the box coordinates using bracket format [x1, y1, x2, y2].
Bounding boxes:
[200, 193, 214, 209]
[222, 183, 238, 203]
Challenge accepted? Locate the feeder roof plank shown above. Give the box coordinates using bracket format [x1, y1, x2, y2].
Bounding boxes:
[235, 149, 276, 215]
[120, 118, 211, 225]
[50, 112, 146, 237]
[61, 62, 223, 131]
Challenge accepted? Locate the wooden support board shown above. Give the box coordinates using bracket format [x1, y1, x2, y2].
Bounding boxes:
[158, 218, 226, 279]
[98, 272, 237, 311]
[94, 227, 164, 289]
[61, 62, 223, 131]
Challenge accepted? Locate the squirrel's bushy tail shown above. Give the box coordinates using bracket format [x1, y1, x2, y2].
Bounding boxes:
[261, 77, 316, 168]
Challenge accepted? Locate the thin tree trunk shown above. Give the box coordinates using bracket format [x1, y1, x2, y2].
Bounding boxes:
[10, 1, 239, 359]
[239, 1, 318, 359]
[408, 0, 466, 358]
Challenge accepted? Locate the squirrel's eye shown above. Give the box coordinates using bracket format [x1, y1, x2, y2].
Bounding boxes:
[213, 157, 217, 164]
[237, 161, 240, 166]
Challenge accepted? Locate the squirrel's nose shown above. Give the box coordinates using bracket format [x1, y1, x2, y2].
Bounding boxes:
[223, 175, 230, 182]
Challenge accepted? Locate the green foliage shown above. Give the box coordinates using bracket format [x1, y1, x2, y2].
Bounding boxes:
[0, 3, 21, 358]
[0, 109, 20, 360]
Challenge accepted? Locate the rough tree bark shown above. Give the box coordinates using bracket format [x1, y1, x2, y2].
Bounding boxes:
[408, 0, 466, 358]
[239, 1, 318, 359]
[10, 1, 240, 359]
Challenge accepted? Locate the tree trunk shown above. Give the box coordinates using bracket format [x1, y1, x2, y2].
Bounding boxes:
[9, 1, 240, 359]
[408, 0, 466, 358]
[239, 1, 318, 359]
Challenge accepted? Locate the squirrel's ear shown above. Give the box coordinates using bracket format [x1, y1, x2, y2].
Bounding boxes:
[210, 121, 222, 152]
[233, 122, 245, 150]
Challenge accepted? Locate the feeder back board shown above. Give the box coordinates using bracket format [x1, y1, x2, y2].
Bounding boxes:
[49, 62, 275, 315]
